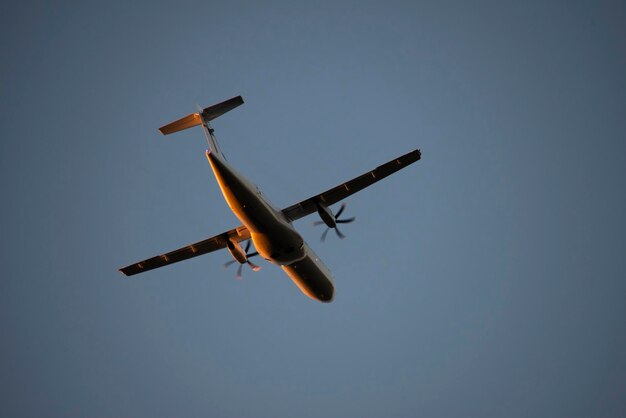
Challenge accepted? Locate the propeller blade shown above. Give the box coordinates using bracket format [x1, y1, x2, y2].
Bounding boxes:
[225, 240, 261, 279]
[247, 260, 261, 271]
[224, 259, 237, 268]
[336, 217, 355, 224]
[315, 202, 354, 241]
[335, 202, 347, 218]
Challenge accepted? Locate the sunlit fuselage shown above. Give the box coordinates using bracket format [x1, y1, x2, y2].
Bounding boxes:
[119, 96, 421, 302]
[205, 151, 335, 302]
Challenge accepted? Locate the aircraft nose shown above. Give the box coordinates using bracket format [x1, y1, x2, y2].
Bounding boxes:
[318, 289, 334, 303]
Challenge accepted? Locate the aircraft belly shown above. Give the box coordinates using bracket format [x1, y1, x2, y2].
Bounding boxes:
[250, 224, 305, 264]
[281, 242, 335, 303]
[206, 153, 305, 265]
[207, 151, 333, 302]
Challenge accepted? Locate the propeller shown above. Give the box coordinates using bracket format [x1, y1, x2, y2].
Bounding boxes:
[224, 240, 261, 280]
[313, 202, 356, 242]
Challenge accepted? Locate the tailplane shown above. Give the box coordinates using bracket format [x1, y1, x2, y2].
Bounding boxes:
[158, 96, 244, 135]
[158, 112, 202, 135]
[158, 95, 244, 159]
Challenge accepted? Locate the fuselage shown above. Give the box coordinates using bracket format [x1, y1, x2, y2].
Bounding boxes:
[119, 96, 420, 301]
[205, 151, 335, 302]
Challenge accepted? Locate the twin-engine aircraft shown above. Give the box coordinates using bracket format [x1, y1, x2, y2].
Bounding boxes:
[119, 96, 421, 302]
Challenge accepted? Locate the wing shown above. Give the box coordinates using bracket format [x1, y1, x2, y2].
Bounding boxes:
[119, 225, 250, 276]
[282, 149, 421, 222]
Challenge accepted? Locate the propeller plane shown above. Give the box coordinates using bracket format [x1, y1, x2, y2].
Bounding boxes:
[119, 96, 421, 302]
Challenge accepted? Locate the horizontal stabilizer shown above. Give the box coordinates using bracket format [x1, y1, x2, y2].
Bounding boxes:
[200, 95, 243, 121]
[159, 113, 202, 135]
[158, 95, 244, 135]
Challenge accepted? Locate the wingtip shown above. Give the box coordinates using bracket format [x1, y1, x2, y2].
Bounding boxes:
[118, 266, 136, 276]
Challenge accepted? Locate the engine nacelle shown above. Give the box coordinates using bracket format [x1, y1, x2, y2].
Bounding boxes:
[316, 202, 336, 228]
[226, 239, 247, 264]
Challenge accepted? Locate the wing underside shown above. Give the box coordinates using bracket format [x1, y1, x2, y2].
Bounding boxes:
[281, 149, 421, 222]
[119, 148, 420, 277]
[119, 225, 250, 276]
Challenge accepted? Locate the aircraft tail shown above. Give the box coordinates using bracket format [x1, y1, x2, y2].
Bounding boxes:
[158, 96, 244, 135]
[158, 95, 244, 159]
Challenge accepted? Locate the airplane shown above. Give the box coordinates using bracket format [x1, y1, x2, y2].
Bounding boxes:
[119, 95, 421, 303]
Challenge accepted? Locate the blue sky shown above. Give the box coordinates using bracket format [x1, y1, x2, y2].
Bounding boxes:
[2, 1, 625, 417]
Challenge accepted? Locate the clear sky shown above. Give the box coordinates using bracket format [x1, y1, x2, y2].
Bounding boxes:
[2, 1, 625, 417]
